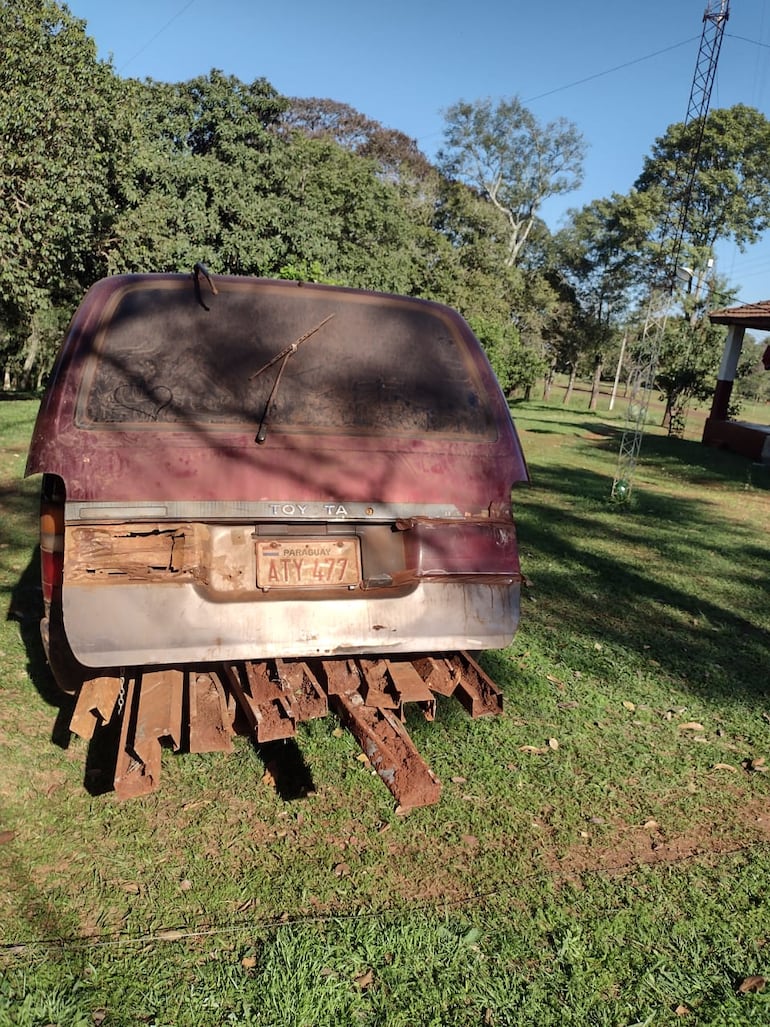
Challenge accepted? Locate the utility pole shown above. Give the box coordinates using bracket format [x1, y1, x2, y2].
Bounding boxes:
[611, 0, 730, 501]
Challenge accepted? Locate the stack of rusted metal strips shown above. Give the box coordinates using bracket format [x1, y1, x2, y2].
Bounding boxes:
[68, 652, 503, 810]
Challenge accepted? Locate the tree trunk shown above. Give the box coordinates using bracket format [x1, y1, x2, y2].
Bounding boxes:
[543, 363, 555, 401]
[563, 364, 577, 405]
[589, 355, 603, 411]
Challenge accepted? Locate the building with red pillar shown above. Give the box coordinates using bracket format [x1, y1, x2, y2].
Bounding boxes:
[703, 301, 770, 463]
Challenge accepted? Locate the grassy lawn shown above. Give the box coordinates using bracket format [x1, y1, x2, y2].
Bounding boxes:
[1, 393, 769, 1026]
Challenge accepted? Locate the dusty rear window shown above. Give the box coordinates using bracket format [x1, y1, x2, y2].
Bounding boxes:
[76, 280, 497, 440]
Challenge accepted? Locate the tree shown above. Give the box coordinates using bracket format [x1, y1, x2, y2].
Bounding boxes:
[0, 0, 123, 385]
[437, 96, 585, 267]
[469, 316, 546, 399]
[635, 104, 770, 255]
[107, 72, 289, 276]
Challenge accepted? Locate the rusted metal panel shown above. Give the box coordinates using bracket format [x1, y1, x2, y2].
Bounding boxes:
[64, 523, 195, 583]
[69, 675, 121, 739]
[331, 689, 442, 810]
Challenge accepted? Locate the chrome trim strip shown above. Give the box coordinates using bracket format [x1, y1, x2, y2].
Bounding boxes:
[65, 500, 467, 523]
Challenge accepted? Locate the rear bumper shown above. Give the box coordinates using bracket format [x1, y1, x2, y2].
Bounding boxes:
[62, 580, 520, 667]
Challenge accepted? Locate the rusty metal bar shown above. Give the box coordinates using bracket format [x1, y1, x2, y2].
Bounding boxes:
[188, 671, 233, 753]
[450, 651, 504, 717]
[357, 658, 399, 710]
[273, 659, 328, 721]
[243, 661, 296, 741]
[411, 655, 458, 697]
[314, 658, 360, 696]
[385, 659, 436, 721]
[114, 672, 158, 800]
[69, 675, 121, 740]
[331, 689, 442, 810]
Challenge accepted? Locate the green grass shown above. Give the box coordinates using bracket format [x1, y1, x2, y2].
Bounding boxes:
[1, 395, 770, 1026]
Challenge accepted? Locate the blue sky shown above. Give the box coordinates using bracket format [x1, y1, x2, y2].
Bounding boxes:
[65, 0, 770, 305]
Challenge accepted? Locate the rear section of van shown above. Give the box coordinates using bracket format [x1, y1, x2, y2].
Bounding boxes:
[26, 274, 529, 685]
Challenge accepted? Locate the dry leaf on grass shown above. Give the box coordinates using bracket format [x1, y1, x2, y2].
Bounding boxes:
[678, 722, 705, 732]
[241, 955, 257, 970]
[548, 738, 560, 750]
[156, 929, 186, 942]
[675, 1004, 691, 1016]
[737, 975, 766, 994]
[711, 763, 738, 773]
[0, 831, 16, 845]
[743, 758, 768, 774]
[622, 701, 636, 712]
[354, 969, 374, 989]
[519, 745, 549, 755]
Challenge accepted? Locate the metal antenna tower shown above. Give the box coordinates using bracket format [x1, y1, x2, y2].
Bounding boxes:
[611, 0, 730, 501]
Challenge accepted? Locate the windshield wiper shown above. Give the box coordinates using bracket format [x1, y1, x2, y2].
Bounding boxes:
[250, 313, 335, 444]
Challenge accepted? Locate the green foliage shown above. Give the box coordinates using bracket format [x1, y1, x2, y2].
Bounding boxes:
[636, 104, 770, 253]
[438, 96, 585, 266]
[0, 0, 122, 368]
[469, 315, 546, 395]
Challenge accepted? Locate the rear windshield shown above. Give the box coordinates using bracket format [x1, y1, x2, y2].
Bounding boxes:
[76, 279, 497, 440]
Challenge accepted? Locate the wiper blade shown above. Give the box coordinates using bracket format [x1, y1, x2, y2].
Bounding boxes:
[251, 313, 335, 445]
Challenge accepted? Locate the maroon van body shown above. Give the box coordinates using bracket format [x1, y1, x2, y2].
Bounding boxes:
[26, 274, 528, 682]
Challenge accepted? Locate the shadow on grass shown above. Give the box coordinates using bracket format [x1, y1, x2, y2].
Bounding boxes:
[515, 459, 770, 707]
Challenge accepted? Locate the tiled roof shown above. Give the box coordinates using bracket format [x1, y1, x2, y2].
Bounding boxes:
[709, 300, 770, 328]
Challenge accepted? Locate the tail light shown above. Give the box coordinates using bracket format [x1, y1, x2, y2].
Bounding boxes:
[40, 476, 65, 603]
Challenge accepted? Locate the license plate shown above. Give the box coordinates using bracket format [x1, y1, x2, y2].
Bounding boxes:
[256, 537, 361, 589]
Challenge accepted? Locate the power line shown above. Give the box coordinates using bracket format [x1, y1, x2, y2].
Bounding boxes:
[118, 0, 199, 73]
[524, 36, 699, 104]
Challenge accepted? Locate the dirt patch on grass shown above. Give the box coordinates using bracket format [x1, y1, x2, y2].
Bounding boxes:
[547, 796, 770, 882]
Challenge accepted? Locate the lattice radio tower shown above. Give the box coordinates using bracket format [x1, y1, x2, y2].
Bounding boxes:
[611, 0, 730, 501]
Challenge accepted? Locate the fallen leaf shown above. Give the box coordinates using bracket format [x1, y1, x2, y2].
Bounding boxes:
[179, 879, 193, 892]
[333, 862, 350, 878]
[354, 968, 374, 989]
[675, 1004, 691, 1016]
[622, 701, 636, 712]
[643, 819, 660, 831]
[737, 975, 766, 994]
[678, 722, 705, 732]
[0, 831, 16, 845]
[122, 882, 140, 895]
[594, 643, 603, 651]
[356, 753, 371, 766]
[451, 776, 467, 784]
[261, 767, 276, 789]
[711, 763, 738, 773]
[157, 929, 185, 942]
[519, 745, 549, 755]
[743, 758, 769, 774]
[546, 674, 565, 690]
[548, 738, 559, 750]
[241, 955, 257, 970]
[332, 727, 345, 739]
[92, 1010, 108, 1026]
